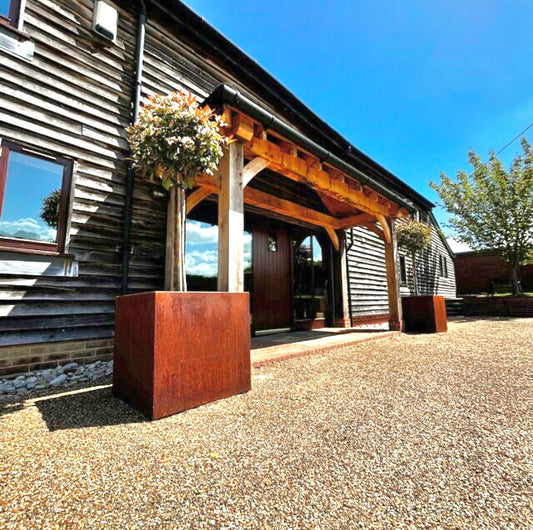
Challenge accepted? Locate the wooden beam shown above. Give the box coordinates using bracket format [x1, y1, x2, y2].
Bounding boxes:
[243, 157, 269, 187]
[245, 136, 398, 218]
[217, 142, 244, 292]
[337, 231, 351, 327]
[384, 218, 402, 331]
[325, 226, 340, 251]
[338, 213, 377, 229]
[245, 187, 341, 230]
[360, 222, 385, 241]
[376, 214, 392, 244]
[195, 174, 343, 230]
[232, 113, 254, 142]
[186, 187, 213, 215]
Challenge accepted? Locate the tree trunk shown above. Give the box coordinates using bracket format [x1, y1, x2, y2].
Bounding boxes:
[165, 184, 187, 292]
[411, 251, 419, 295]
[510, 266, 520, 295]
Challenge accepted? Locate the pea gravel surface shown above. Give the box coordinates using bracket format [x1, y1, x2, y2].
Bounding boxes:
[1, 318, 532, 529]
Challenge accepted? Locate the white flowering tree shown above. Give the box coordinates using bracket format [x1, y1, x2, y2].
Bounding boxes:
[127, 91, 227, 291]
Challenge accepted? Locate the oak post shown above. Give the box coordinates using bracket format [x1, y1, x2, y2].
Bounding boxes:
[217, 142, 244, 292]
[385, 218, 403, 331]
[336, 231, 351, 328]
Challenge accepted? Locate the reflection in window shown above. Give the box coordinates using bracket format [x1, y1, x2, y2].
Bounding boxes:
[184, 221, 253, 293]
[293, 235, 327, 320]
[0, 0, 12, 19]
[244, 230, 252, 294]
[267, 231, 277, 252]
[0, 0, 19, 26]
[399, 255, 407, 284]
[0, 143, 70, 251]
[185, 220, 218, 291]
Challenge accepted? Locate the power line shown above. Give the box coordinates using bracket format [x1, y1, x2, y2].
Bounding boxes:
[496, 122, 533, 155]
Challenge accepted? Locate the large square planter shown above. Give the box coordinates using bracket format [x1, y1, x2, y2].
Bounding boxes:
[113, 291, 251, 420]
[402, 295, 448, 333]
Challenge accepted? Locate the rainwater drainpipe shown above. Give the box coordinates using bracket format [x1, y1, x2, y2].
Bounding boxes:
[345, 228, 355, 328]
[121, 1, 146, 293]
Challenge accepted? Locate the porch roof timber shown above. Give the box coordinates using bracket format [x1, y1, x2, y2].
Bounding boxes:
[223, 109, 409, 223]
[191, 89, 412, 244]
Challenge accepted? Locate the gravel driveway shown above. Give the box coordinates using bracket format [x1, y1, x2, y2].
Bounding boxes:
[1, 318, 532, 529]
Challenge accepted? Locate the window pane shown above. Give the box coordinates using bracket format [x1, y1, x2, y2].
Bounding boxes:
[0, 151, 64, 244]
[267, 232, 277, 252]
[185, 220, 218, 291]
[0, 0, 11, 18]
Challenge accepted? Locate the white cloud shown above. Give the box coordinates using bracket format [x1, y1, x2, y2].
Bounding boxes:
[0, 217, 56, 242]
[186, 220, 218, 245]
[447, 238, 472, 253]
[186, 261, 218, 277]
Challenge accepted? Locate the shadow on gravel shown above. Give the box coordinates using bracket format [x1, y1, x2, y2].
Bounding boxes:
[35, 386, 146, 431]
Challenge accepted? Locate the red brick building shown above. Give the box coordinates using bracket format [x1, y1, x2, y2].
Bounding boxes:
[454, 250, 533, 294]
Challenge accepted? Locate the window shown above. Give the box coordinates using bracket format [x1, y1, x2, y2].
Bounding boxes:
[439, 254, 448, 278]
[0, 0, 21, 28]
[399, 255, 407, 284]
[267, 231, 277, 252]
[0, 141, 72, 253]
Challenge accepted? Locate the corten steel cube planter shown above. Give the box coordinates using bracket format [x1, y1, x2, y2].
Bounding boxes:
[402, 295, 448, 333]
[113, 291, 251, 420]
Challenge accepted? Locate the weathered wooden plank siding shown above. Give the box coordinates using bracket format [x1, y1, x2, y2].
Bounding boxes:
[399, 224, 456, 299]
[346, 221, 456, 320]
[0, 0, 137, 345]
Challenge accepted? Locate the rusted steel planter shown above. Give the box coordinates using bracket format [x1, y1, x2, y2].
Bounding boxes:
[402, 295, 447, 333]
[113, 291, 251, 420]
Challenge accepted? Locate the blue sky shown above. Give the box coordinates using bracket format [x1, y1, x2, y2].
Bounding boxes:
[186, 0, 532, 250]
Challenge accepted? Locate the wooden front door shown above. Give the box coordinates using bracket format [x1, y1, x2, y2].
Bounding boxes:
[252, 226, 292, 330]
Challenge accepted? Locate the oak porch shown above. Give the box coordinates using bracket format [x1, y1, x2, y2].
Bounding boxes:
[188, 105, 408, 331]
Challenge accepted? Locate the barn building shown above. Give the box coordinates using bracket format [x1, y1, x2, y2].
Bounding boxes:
[0, 0, 456, 376]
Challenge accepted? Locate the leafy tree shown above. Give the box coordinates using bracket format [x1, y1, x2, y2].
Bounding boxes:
[127, 91, 227, 291]
[396, 219, 432, 295]
[40, 189, 61, 229]
[431, 138, 533, 295]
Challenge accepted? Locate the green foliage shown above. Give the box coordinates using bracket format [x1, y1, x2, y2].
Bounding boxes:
[396, 219, 432, 255]
[126, 91, 228, 190]
[430, 138, 533, 269]
[40, 189, 61, 229]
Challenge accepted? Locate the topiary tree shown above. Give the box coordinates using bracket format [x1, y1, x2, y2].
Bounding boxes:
[126, 91, 228, 291]
[396, 218, 432, 295]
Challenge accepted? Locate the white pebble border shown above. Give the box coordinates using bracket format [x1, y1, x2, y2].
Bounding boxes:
[0, 360, 113, 400]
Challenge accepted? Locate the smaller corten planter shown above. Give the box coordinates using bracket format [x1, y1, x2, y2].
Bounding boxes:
[113, 291, 251, 420]
[402, 295, 447, 333]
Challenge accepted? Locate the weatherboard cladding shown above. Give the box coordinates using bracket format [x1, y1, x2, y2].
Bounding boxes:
[0, 0, 453, 350]
[346, 221, 456, 320]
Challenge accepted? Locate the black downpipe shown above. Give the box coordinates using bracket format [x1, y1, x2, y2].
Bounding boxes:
[121, 2, 146, 293]
[203, 84, 416, 212]
[345, 228, 355, 328]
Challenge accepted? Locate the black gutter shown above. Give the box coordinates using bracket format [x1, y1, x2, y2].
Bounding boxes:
[121, 1, 146, 293]
[204, 84, 416, 212]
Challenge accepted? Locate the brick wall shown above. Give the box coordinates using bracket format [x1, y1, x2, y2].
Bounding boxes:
[0, 339, 114, 378]
[454, 251, 533, 294]
[461, 296, 533, 317]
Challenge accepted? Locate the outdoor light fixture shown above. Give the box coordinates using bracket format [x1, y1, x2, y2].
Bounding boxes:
[93, 0, 118, 43]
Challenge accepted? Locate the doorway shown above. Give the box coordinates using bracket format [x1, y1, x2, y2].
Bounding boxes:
[251, 225, 292, 331]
